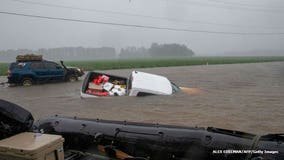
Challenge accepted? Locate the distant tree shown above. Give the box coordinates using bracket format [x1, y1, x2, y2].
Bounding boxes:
[118, 43, 194, 59]
[148, 43, 194, 57]
[119, 46, 149, 58]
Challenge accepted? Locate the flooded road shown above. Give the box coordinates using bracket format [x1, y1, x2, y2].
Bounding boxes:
[1, 62, 284, 134]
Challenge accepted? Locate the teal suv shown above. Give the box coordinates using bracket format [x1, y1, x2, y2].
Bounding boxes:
[7, 60, 84, 86]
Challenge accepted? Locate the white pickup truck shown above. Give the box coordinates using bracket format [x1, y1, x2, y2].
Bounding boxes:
[80, 71, 180, 98]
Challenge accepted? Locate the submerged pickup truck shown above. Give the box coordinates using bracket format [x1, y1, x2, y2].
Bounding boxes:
[81, 71, 180, 98]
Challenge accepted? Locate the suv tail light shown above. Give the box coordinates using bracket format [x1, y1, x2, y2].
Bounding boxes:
[7, 69, 11, 77]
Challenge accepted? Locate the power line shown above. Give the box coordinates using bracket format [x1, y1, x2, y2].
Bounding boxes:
[164, 0, 284, 13]
[189, 0, 284, 13]
[9, 0, 150, 17]
[1, 11, 284, 35]
[6, 0, 284, 30]
[205, 0, 284, 9]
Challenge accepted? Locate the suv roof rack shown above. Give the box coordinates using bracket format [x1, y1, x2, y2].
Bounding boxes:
[16, 54, 43, 62]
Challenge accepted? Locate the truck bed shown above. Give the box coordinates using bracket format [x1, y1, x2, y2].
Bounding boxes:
[81, 71, 128, 97]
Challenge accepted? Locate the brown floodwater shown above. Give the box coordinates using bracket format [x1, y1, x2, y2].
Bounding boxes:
[0, 62, 283, 135]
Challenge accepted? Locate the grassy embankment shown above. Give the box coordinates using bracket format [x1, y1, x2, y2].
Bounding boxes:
[0, 63, 8, 77]
[1, 56, 284, 76]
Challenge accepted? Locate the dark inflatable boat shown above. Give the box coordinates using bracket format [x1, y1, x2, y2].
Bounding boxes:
[0, 99, 283, 160]
[37, 116, 284, 160]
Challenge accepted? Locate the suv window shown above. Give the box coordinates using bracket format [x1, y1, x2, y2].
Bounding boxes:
[30, 62, 45, 69]
[10, 62, 26, 69]
[44, 62, 58, 69]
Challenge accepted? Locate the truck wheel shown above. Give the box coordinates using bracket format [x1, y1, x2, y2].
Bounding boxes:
[21, 78, 33, 87]
[68, 75, 77, 82]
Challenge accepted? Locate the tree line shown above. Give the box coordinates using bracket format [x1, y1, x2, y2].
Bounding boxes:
[0, 43, 194, 62]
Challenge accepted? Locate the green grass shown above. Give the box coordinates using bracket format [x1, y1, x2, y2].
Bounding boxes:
[0, 63, 8, 77]
[1, 56, 284, 76]
[64, 56, 284, 71]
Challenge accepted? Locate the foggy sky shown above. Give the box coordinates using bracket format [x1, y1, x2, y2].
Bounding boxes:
[1, 0, 284, 55]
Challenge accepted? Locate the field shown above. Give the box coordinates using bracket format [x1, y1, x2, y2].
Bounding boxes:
[1, 56, 284, 76]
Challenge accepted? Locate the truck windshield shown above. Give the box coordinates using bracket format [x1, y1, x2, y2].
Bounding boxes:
[171, 82, 180, 93]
